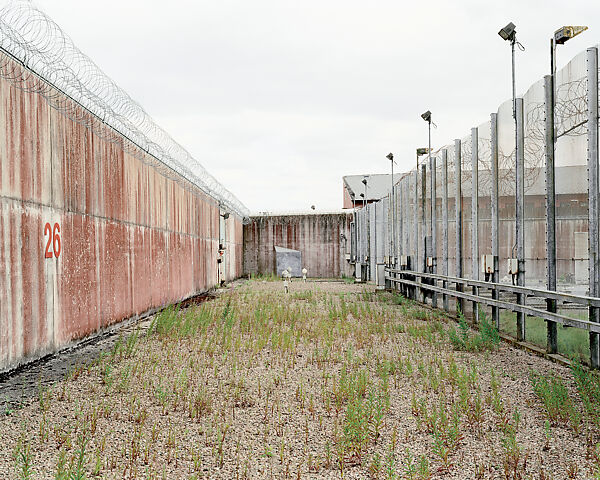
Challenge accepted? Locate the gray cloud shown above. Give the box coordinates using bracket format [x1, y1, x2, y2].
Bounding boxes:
[35, 0, 599, 212]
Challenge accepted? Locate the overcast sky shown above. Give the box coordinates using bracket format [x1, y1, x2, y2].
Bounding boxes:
[33, 0, 599, 213]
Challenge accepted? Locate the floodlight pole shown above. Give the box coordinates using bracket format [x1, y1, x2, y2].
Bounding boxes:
[511, 38, 517, 121]
[501, 24, 525, 340]
[546, 27, 587, 355]
[546, 37, 558, 352]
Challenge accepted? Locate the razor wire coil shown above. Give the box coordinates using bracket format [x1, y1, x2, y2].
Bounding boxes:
[0, 0, 250, 220]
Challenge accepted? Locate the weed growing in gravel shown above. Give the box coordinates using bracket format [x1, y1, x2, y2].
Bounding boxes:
[13, 435, 34, 480]
[531, 371, 581, 430]
[0, 282, 597, 478]
[570, 361, 600, 430]
[448, 308, 500, 352]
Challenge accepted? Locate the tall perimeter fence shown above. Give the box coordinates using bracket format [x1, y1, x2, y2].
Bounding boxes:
[352, 44, 600, 369]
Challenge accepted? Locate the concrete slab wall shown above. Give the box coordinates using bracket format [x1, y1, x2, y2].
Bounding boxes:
[0, 52, 243, 372]
[243, 213, 352, 278]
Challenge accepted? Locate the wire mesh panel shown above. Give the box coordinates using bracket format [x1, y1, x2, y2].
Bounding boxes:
[377, 198, 389, 262]
[554, 50, 588, 294]
[369, 203, 377, 280]
[477, 120, 492, 262]
[522, 77, 546, 287]
[446, 145, 457, 278]
[554, 49, 591, 361]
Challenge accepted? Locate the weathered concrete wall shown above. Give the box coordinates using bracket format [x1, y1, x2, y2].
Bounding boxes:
[0, 53, 243, 372]
[244, 213, 352, 278]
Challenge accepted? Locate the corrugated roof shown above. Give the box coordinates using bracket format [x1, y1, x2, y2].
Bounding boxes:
[343, 174, 403, 201]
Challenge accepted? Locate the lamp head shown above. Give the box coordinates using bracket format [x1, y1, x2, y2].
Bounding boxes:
[498, 22, 516, 42]
[416, 147, 429, 156]
[386, 152, 394, 161]
[361, 177, 368, 186]
[554, 25, 587, 45]
[421, 110, 431, 123]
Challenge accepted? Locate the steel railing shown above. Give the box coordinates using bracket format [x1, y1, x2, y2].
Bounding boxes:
[386, 268, 600, 364]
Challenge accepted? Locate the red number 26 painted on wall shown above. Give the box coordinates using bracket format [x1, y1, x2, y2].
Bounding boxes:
[44, 222, 61, 259]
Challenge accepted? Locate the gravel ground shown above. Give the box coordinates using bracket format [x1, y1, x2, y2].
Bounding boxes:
[0, 279, 597, 479]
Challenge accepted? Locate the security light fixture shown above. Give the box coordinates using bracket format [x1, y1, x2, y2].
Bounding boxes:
[220, 212, 230, 219]
[498, 22, 516, 42]
[386, 152, 394, 161]
[554, 25, 587, 45]
[416, 147, 429, 156]
[359, 193, 364, 198]
[362, 178, 368, 186]
[421, 110, 431, 123]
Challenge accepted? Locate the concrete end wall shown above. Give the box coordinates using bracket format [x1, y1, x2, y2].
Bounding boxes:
[243, 213, 353, 278]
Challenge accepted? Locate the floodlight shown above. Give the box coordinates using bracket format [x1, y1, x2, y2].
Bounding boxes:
[421, 110, 431, 122]
[386, 152, 394, 161]
[554, 25, 587, 45]
[416, 147, 429, 156]
[498, 22, 516, 42]
[361, 178, 368, 185]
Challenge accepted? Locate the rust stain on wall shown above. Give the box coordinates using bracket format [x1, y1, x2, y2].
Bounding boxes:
[0, 52, 244, 372]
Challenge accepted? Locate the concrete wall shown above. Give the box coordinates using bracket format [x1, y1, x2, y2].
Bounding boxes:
[243, 213, 353, 278]
[0, 52, 243, 372]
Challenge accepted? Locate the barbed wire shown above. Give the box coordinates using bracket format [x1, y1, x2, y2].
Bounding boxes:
[409, 71, 590, 201]
[0, 0, 250, 219]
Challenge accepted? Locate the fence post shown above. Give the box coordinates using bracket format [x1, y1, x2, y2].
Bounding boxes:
[471, 127, 479, 322]
[397, 184, 402, 265]
[544, 74, 558, 354]
[455, 139, 464, 314]
[490, 113, 500, 329]
[430, 156, 438, 308]
[403, 178, 409, 297]
[442, 149, 449, 311]
[413, 170, 419, 300]
[516, 97, 526, 342]
[421, 163, 427, 302]
[587, 47, 600, 369]
[367, 203, 371, 282]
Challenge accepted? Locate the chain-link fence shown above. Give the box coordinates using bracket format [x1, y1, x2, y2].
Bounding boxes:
[352, 44, 600, 368]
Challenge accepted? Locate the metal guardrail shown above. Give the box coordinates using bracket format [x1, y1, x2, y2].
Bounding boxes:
[386, 268, 600, 364]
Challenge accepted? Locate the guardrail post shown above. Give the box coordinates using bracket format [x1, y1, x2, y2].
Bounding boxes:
[544, 74, 558, 354]
[421, 163, 427, 302]
[587, 47, 600, 369]
[471, 127, 479, 323]
[430, 155, 438, 308]
[442, 149, 449, 311]
[516, 97, 526, 342]
[491, 113, 500, 329]
[455, 139, 464, 314]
